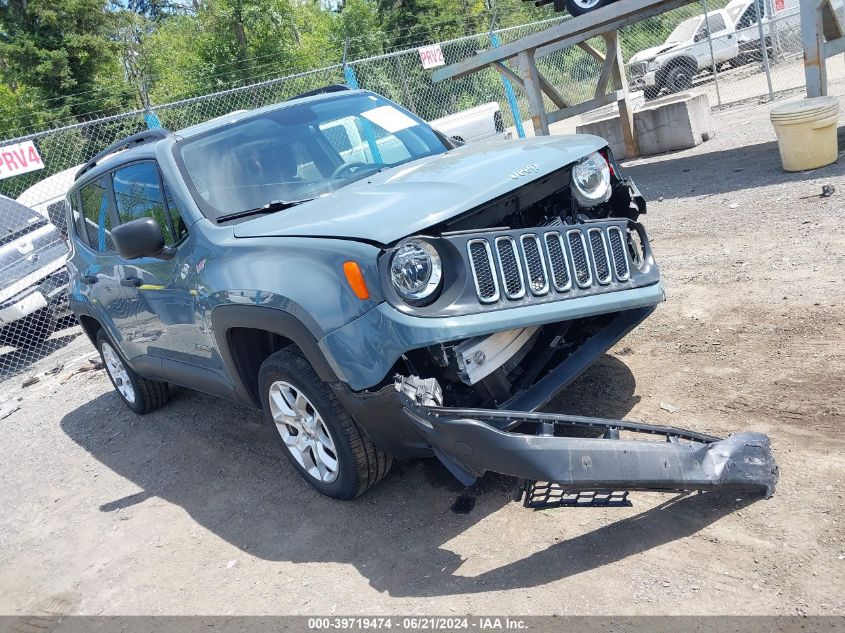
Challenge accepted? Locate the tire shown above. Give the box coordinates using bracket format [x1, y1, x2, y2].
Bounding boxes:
[96, 330, 169, 414]
[561, 0, 613, 16]
[664, 59, 695, 93]
[258, 349, 392, 499]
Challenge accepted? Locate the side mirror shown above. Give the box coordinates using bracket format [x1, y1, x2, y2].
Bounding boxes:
[694, 31, 708, 42]
[111, 217, 174, 260]
[46, 201, 68, 237]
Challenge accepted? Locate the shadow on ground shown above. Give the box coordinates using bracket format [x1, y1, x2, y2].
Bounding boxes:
[61, 354, 760, 597]
[624, 128, 843, 201]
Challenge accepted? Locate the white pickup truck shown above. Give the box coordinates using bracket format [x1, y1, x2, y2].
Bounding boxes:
[627, 7, 739, 98]
[627, 0, 803, 99]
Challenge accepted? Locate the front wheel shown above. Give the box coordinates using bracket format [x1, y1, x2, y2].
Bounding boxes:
[258, 349, 392, 499]
[664, 62, 695, 93]
[561, 0, 614, 16]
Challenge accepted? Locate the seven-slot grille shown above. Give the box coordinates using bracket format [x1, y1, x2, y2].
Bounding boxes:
[465, 225, 630, 304]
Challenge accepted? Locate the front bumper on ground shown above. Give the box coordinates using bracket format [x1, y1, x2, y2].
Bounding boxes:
[339, 376, 779, 499]
[0, 268, 70, 327]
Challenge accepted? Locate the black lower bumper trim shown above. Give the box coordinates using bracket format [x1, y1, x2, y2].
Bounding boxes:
[395, 378, 778, 498]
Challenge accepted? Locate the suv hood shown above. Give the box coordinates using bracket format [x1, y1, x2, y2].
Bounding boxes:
[630, 43, 679, 63]
[233, 135, 606, 245]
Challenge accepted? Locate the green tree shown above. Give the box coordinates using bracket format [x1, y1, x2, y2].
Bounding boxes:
[0, 0, 134, 131]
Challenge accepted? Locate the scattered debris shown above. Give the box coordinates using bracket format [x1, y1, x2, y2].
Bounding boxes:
[226, 559, 238, 569]
[821, 184, 835, 198]
[728, 203, 739, 209]
[659, 401, 680, 413]
[0, 401, 19, 419]
[45, 364, 64, 376]
[22, 374, 40, 388]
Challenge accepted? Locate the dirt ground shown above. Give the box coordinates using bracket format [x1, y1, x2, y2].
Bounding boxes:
[0, 97, 843, 617]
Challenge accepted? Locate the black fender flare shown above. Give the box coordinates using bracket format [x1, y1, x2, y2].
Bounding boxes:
[210, 304, 340, 408]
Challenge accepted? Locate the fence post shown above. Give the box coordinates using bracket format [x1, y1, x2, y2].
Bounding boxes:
[490, 32, 525, 139]
[701, 0, 723, 107]
[144, 107, 162, 129]
[755, 0, 775, 100]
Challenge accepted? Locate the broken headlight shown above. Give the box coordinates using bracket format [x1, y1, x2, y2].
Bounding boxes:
[570, 151, 611, 207]
[390, 239, 442, 303]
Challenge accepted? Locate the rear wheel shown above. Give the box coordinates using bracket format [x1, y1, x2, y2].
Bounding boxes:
[561, 0, 613, 16]
[97, 330, 169, 414]
[258, 349, 392, 499]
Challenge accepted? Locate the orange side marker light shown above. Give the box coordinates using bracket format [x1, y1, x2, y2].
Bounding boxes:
[343, 261, 370, 300]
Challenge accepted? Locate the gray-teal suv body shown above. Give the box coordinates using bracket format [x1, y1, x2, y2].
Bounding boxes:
[65, 88, 777, 501]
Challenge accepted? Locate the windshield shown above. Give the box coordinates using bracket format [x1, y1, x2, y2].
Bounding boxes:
[175, 92, 449, 222]
[666, 17, 702, 44]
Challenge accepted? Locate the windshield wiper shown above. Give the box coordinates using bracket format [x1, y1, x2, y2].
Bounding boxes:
[217, 198, 314, 223]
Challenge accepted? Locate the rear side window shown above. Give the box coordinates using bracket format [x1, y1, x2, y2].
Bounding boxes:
[112, 162, 177, 245]
[78, 177, 114, 252]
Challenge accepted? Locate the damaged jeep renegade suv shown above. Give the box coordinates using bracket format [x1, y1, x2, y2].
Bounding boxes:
[65, 88, 777, 501]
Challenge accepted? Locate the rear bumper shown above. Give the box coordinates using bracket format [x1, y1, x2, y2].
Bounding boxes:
[337, 376, 778, 498]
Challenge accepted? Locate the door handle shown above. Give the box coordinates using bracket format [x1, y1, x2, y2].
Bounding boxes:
[120, 276, 142, 287]
[81, 275, 98, 285]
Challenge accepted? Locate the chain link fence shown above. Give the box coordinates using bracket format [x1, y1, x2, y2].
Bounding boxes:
[0, 1, 842, 385]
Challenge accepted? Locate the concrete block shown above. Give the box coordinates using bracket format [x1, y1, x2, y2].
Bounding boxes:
[575, 92, 715, 158]
[633, 92, 715, 156]
[576, 116, 631, 159]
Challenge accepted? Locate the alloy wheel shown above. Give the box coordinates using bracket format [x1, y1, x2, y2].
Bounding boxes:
[268, 380, 339, 483]
[101, 342, 136, 404]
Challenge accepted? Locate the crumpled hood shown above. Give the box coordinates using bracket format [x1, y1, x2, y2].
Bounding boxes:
[629, 43, 678, 64]
[233, 134, 606, 245]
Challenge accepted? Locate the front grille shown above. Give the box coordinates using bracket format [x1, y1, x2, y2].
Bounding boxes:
[494, 237, 525, 299]
[629, 62, 647, 78]
[607, 226, 630, 281]
[465, 224, 633, 304]
[588, 228, 612, 285]
[567, 230, 592, 288]
[544, 232, 571, 292]
[520, 234, 548, 296]
[467, 239, 499, 303]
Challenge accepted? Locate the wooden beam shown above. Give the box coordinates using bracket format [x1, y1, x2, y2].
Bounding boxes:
[536, 68, 569, 109]
[576, 41, 605, 63]
[518, 50, 550, 136]
[546, 90, 623, 124]
[432, 0, 695, 82]
[594, 32, 616, 97]
[491, 61, 525, 90]
[606, 30, 638, 158]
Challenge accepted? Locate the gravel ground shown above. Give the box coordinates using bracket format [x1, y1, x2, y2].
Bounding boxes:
[0, 97, 843, 617]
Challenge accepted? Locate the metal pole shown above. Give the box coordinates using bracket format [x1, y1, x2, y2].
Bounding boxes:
[701, 0, 722, 107]
[490, 31, 526, 139]
[755, 0, 775, 100]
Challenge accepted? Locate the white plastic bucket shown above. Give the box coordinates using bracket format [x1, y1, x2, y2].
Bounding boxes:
[770, 97, 840, 172]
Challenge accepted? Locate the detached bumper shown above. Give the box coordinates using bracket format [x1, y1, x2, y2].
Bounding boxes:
[341, 377, 778, 498]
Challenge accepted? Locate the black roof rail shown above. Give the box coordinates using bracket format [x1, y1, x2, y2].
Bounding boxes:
[286, 84, 351, 102]
[75, 128, 173, 181]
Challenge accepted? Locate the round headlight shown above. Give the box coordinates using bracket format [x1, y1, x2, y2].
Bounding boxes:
[390, 240, 442, 302]
[570, 151, 611, 207]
